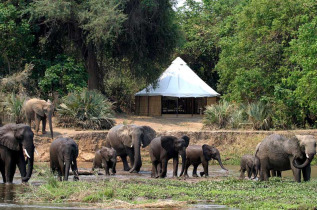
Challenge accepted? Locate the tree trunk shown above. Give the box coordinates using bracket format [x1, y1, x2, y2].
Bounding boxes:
[85, 44, 105, 92]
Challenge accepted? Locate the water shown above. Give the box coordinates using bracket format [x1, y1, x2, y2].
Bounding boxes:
[1, 163, 317, 209]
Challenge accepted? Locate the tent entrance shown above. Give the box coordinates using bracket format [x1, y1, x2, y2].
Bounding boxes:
[161, 97, 205, 115]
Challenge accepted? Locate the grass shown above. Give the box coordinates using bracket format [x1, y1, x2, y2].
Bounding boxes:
[17, 171, 317, 209]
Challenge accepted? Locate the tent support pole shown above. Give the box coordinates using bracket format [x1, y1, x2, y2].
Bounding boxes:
[147, 96, 150, 116]
[176, 98, 178, 117]
[192, 98, 194, 117]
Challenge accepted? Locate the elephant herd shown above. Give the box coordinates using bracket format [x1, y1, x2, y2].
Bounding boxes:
[0, 121, 316, 184]
[240, 134, 317, 182]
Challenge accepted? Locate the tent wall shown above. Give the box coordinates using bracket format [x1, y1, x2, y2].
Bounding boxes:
[206, 97, 218, 106]
[135, 96, 161, 116]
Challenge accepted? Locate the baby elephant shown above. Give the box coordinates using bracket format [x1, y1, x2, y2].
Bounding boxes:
[92, 147, 117, 176]
[240, 154, 260, 179]
[181, 144, 227, 177]
[50, 137, 79, 181]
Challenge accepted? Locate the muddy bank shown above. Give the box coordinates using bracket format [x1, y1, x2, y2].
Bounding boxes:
[34, 130, 317, 163]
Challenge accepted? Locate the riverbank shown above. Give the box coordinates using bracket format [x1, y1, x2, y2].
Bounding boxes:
[16, 165, 317, 209]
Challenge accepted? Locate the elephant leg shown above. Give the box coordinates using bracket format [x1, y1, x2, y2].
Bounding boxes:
[172, 157, 178, 177]
[111, 161, 116, 175]
[103, 159, 110, 176]
[151, 161, 158, 178]
[302, 166, 311, 182]
[0, 164, 6, 183]
[5, 157, 16, 183]
[202, 161, 209, 177]
[42, 116, 47, 134]
[160, 159, 168, 178]
[126, 148, 135, 169]
[276, 171, 281, 177]
[58, 159, 65, 181]
[259, 161, 269, 181]
[240, 168, 246, 179]
[184, 161, 190, 178]
[34, 115, 41, 135]
[247, 167, 252, 179]
[192, 164, 198, 177]
[121, 155, 130, 171]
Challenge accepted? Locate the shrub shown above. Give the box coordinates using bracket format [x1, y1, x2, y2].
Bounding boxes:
[203, 100, 244, 129]
[3, 93, 26, 123]
[246, 101, 272, 130]
[57, 89, 115, 130]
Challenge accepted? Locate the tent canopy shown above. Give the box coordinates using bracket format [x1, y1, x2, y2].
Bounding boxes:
[135, 57, 220, 98]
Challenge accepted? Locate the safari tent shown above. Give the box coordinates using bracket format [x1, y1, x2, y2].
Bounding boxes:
[135, 57, 220, 116]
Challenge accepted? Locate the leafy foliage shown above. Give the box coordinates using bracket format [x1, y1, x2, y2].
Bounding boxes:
[38, 55, 87, 96]
[57, 89, 115, 130]
[246, 101, 272, 130]
[3, 93, 26, 124]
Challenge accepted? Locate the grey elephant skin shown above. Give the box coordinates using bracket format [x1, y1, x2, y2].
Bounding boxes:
[92, 147, 117, 176]
[256, 134, 316, 182]
[50, 137, 79, 181]
[181, 144, 227, 177]
[105, 124, 156, 173]
[239, 154, 260, 179]
[24, 98, 54, 138]
[149, 135, 190, 178]
[0, 124, 34, 183]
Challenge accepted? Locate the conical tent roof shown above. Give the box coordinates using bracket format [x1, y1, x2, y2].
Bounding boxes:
[135, 57, 220, 98]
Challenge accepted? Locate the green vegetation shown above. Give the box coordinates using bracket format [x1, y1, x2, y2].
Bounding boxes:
[18, 175, 317, 209]
[57, 89, 115, 130]
[3, 93, 26, 123]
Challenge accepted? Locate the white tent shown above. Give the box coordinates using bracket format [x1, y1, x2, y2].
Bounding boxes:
[135, 57, 220, 97]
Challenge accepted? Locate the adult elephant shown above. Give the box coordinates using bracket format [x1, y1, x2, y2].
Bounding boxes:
[105, 124, 156, 173]
[181, 144, 227, 177]
[50, 137, 79, 181]
[0, 124, 35, 183]
[256, 134, 316, 182]
[149, 135, 190, 178]
[24, 98, 54, 138]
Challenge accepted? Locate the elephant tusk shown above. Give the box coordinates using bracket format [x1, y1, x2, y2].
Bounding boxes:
[35, 148, 39, 156]
[306, 154, 309, 159]
[131, 145, 133, 148]
[24, 149, 31, 158]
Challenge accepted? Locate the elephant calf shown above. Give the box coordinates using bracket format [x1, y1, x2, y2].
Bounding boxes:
[181, 144, 227, 177]
[92, 147, 117, 176]
[50, 137, 79, 181]
[239, 154, 260, 179]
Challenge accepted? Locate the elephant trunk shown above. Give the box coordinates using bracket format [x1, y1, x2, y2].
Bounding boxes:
[179, 148, 187, 177]
[22, 146, 34, 182]
[216, 155, 228, 171]
[48, 113, 53, 139]
[64, 159, 71, 181]
[293, 154, 314, 169]
[129, 141, 142, 173]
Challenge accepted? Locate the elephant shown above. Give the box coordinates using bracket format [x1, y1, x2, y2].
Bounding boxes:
[255, 134, 316, 182]
[105, 124, 156, 173]
[92, 147, 117, 176]
[24, 98, 54, 138]
[149, 135, 190, 178]
[181, 144, 227, 178]
[239, 154, 260, 179]
[50, 137, 79, 181]
[0, 124, 35, 183]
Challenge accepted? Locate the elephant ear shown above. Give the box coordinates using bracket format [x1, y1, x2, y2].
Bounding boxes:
[141, 126, 156, 148]
[119, 125, 133, 148]
[100, 148, 110, 161]
[161, 136, 175, 152]
[33, 102, 45, 117]
[181, 135, 190, 147]
[0, 125, 21, 151]
[202, 144, 212, 161]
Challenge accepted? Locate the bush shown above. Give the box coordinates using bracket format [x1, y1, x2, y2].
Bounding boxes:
[203, 100, 244, 129]
[57, 89, 115, 130]
[3, 93, 26, 124]
[246, 101, 272, 130]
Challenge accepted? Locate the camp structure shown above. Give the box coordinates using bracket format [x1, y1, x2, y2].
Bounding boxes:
[135, 57, 220, 116]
